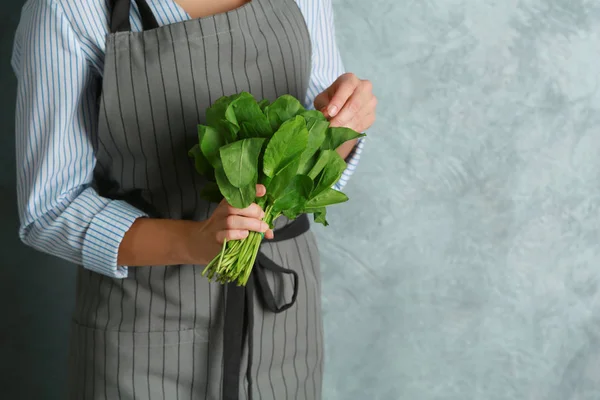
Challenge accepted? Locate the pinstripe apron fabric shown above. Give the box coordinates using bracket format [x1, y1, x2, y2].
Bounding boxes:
[66, 0, 324, 398]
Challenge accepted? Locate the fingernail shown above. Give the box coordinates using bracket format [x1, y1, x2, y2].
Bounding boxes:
[261, 211, 266, 219]
[327, 105, 338, 117]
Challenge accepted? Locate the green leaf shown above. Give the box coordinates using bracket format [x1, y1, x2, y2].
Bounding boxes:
[298, 118, 328, 173]
[205, 94, 240, 142]
[219, 138, 265, 188]
[312, 207, 329, 226]
[263, 116, 308, 178]
[258, 99, 270, 112]
[267, 157, 302, 201]
[307, 150, 337, 180]
[282, 209, 301, 220]
[298, 153, 318, 176]
[220, 121, 239, 143]
[207, 94, 236, 120]
[200, 181, 224, 203]
[312, 151, 347, 197]
[300, 110, 327, 121]
[264, 95, 305, 132]
[215, 166, 255, 209]
[199, 125, 226, 168]
[188, 144, 210, 175]
[272, 174, 313, 213]
[305, 188, 349, 208]
[230, 94, 273, 139]
[321, 127, 366, 151]
[240, 120, 273, 139]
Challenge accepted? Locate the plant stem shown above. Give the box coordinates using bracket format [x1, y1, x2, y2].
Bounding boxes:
[203, 201, 278, 285]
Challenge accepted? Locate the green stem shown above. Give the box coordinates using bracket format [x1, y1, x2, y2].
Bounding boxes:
[238, 205, 274, 285]
[203, 201, 277, 285]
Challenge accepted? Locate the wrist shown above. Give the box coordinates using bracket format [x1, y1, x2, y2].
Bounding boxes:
[180, 219, 215, 265]
[119, 218, 209, 266]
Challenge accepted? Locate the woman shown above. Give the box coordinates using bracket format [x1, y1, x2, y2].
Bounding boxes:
[12, 0, 376, 398]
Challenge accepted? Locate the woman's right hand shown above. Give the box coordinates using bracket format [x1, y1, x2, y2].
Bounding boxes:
[189, 184, 274, 264]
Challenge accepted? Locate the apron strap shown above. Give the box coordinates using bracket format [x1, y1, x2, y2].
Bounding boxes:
[110, 0, 160, 33]
[222, 213, 310, 400]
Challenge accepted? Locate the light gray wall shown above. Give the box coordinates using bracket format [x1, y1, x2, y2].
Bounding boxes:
[318, 0, 600, 399]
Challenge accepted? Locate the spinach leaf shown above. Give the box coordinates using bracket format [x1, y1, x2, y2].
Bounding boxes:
[188, 144, 210, 175]
[312, 207, 329, 226]
[272, 175, 313, 213]
[321, 127, 366, 151]
[305, 188, 348, 208]
[307, 150, 336, 180]
[258, 99, 270, 112]
[230, 94, 273, 138]
[219, 138, 265, 188]
[266, 157, 302, 201]
[311, 151, 347, 197]
[189, 143, 215, 181]
[240, 121, 273, 139]
[206, 94, 240, 142]
[207, 94, 237, 121]
[200, 181, 224, 203]
[265, 95, 305, 131]
[215, 166, 255, 209]
[300, 109, 327, 121]
[199, 125, 226, 168]
[263, 116, 308, 178]
[298, 153, 318, 176]
[282, 209, 301, 220]
[298, 117, 328, 174]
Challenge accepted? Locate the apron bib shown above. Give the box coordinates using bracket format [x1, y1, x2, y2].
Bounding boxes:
[67, 0, 323, 399]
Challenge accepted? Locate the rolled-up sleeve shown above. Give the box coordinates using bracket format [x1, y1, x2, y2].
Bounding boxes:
[297, 0, 366, 191]
[12, 0, 146, 278]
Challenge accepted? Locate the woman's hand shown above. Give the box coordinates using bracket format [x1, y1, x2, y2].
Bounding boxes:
[190, 184, 273, 264]
[118, 185, 272, 267]
[314, 72, 377, 133]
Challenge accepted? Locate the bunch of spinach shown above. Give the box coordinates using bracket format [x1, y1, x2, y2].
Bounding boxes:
[189, 91, 365, 285]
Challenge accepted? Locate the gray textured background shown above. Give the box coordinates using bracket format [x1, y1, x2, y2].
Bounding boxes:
[1, 1, 74, 399]
[3, 0, 600, 399]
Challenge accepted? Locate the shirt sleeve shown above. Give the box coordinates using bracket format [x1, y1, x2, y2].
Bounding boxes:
[12, 0, 147, 278]
[297, 0, 366, 191]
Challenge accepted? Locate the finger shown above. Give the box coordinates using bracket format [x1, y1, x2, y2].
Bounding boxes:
[313, 90, 331, 113]
[216, 229, 250, 244]
[325, 73, 360, 118]
[264, 229, 274, 240]
[330, 82, 372, 128]
[224, 215, 269, 233]
[350, 96, 377, 131]
[333, 108, 376, 132]
[256, 184, 266, 198]
[226, 203, 265, 220]
[358, 111, 376, 132]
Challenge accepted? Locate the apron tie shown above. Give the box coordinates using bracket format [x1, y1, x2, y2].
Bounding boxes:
[222, 214, 310, 400]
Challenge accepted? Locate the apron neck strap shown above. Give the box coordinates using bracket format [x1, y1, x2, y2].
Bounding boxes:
[110, 0, 160, 33]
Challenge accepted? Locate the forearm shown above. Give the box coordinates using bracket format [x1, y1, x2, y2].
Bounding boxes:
[118, 218, 206, 267]
[336, 138, 358, 160]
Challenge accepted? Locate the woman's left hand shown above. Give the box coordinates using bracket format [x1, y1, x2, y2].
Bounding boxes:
[314, 72, 377, 133]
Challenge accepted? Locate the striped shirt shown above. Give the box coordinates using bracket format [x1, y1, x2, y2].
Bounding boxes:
[11, 0, 365, 278]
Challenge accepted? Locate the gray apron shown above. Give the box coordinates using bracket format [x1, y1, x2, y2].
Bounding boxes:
[67, 0, 324, 398]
